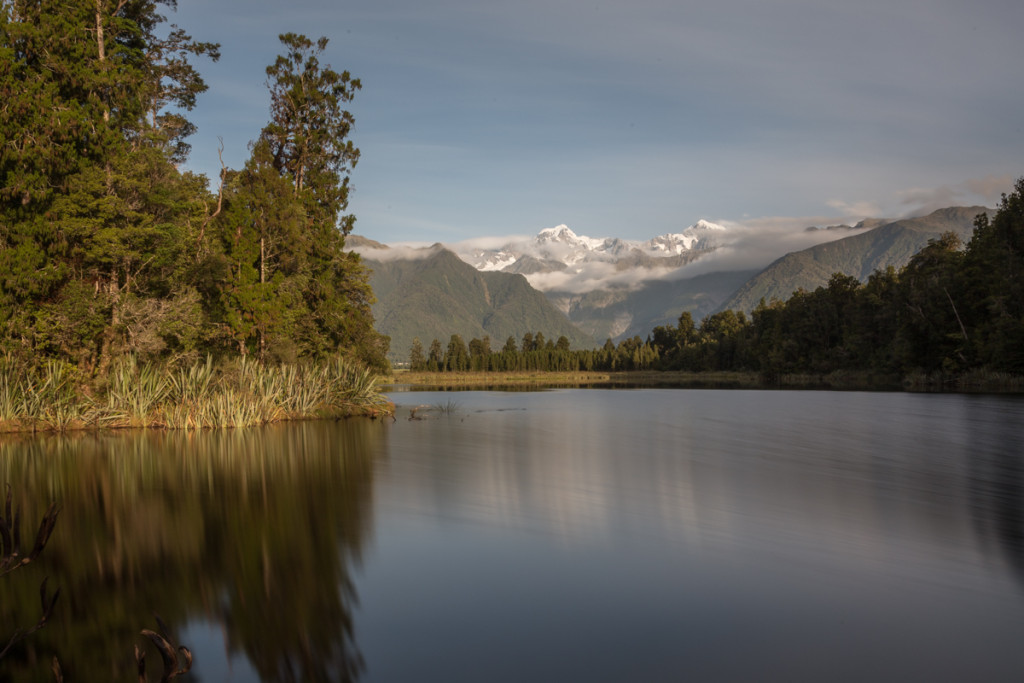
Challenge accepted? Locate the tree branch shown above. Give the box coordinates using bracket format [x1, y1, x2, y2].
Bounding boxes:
[195, 138, 226, 259]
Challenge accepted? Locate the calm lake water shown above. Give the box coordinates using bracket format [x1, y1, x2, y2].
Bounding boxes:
[1, 389, 1022, 682]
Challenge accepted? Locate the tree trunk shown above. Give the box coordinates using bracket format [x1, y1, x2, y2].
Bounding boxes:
[96, 273, 122, 377]
[259, 236, 266, 361]
[94, 0, 110, 122]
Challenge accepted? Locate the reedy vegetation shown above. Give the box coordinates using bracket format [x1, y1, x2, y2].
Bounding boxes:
[0, 355, 392, 433]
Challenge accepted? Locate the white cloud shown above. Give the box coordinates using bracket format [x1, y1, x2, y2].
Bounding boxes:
[896, 175, 1013, 216]
[447, 234, 533, 251]
[963, 174, 1017, 202]
[523, 262, 649, 295]
[659, 217, 867, 278]
[825, 198, 883, 218]
[447, 216, 868, 294]
[351, 243, 441, 262]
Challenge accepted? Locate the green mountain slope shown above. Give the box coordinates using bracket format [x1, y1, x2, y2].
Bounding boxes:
[547, 269, 758, 342]
[363, 245, 596, 363]
[722, 206, 991, 312]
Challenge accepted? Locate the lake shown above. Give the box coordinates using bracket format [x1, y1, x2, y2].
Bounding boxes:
[1, 389, 1022, 682]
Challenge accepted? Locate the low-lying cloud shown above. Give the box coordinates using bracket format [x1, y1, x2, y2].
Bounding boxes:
[523, 262, 651, 294]
[660, 217, 866, 280]
[358, 200, 982, 296]
[351, 243, 442, 262]
[896, 174, 1012, 217]
[463, 218, 872, 294]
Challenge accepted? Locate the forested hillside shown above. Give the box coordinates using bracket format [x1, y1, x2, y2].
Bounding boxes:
[549, 269, 757, 342]
[0, 3, 387, 372]
[723, 207, 990, 312]
[363, 245, 595, 362]
[657, 185, 1024, 377]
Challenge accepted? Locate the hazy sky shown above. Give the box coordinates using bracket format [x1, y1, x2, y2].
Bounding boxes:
[172, 0, 1023, 243]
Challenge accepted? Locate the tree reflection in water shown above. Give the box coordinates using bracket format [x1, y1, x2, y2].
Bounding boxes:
[0, 419, 385, 682]
[965, 399, 1024, 590]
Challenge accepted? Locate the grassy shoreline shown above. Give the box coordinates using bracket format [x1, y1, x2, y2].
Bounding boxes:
[384, 369, 1024, 393]
[5, 363, 1018, 434]
[386, 370, 767, 389]
[0, 355, 394, 434]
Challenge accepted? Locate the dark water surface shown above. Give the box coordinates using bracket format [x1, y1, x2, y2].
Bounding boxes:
[1, 389, 1022, 682]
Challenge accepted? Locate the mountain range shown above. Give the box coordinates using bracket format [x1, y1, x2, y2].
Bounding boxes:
[722, 206, 991, 311]
[353, 205, 990, 363]
[353, 241, 595, 362]
[463, 220, 728, 274]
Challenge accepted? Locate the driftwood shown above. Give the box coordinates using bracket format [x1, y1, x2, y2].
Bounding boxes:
[136, 614, 193, 682]
[1, 486, 193, 680]
[0, 486, 61, 660]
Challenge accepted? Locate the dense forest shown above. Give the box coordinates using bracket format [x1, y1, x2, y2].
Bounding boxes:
[413, 180, 1024, 383]
[0, 1, 388, 374]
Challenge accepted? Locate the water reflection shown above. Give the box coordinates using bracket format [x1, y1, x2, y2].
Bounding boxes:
[0, 420, 385, 682]
[358, 390, 1024, 682]
[2, 391, 1023, 682]
[964, 398, 1024, 588]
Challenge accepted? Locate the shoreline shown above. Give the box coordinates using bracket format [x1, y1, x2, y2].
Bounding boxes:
[0, 356, 394, 434]
[383, 369, 1024, 394]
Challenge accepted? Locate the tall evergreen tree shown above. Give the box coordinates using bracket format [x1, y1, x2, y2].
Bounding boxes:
[409, 337, 425, 370]
[445, 334, 468, 371]
[963, 178, 1024, 371]
[0, 1, 218, 369]
[211, 33, 386, 367]
[427, 338, 443, 372]
[896, 232, 967, 372]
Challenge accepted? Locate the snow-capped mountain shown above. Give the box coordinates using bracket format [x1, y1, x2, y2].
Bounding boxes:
[462, 221, 727, 275]
[356, 207, 982, 349]
[648, 219, 729, 253]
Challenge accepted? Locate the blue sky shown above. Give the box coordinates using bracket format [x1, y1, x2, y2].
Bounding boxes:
[172, 0, 1023, 244]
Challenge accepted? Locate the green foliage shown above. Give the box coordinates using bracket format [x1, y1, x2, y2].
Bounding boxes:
[963, 178, 1024, 372]
[16, 360, 85, 431]
[408, 337, 426, 370]
[0, 354, 391, 432]
[204, 34, 387, 369]
[894, 232, 967, 372]
[103, 355, 171, 427]
[261, 33, 361, 228]
[445, 334, 469, 371]
[1, 9, 388, 380]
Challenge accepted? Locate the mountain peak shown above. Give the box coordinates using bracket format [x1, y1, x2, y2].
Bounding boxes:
[690, 219, 726, 232]
[537, 224, 577, 241]
[532, 225, 607, 257]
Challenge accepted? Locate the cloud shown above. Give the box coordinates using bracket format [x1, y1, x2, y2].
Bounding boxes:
[448, 234, 533, 251]
[658, 217, 866, 279]
[351, 243, 443, 262]
[174, 0, 1024, 248]
[825, 198, 883, 218]
[448, 216, 868, 294]
[896, 174, 1014, 216]
[523, 262, 649, 295]
[963, 174, 1017, 202]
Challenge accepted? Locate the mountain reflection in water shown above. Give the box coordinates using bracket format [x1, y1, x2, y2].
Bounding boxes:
[1, 389, 1022, 682]
[357, 390, 1024, 683]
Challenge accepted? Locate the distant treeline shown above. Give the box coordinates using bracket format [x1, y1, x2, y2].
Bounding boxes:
[411, 179, 1024, 381]
[407, 331, 658, 373]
